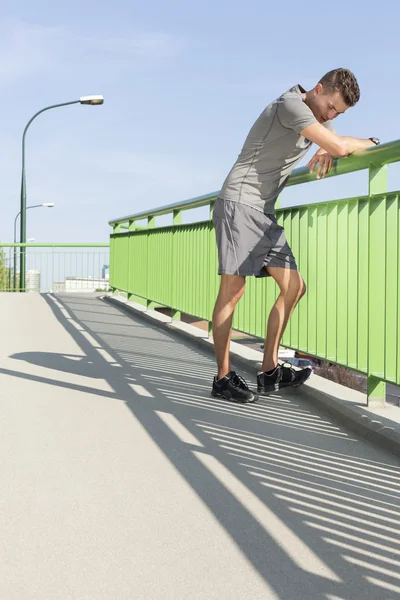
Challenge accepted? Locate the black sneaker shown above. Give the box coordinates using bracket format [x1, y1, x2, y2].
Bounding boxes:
[257, 363, 312, 395]
[212, 371, 258, 403]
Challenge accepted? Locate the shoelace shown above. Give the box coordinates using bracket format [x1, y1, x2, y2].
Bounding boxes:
[231, 373, 249, 390]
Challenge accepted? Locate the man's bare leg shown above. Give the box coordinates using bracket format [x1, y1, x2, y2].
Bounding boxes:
[260, 267, 306, 373]
[212, 274, 246, 379]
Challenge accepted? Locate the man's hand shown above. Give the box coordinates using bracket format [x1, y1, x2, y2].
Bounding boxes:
[306, 149, 334, 179]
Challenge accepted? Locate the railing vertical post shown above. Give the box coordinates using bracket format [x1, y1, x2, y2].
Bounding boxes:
[146, 216, 155, 308]
[127, 220, 136, 301]
[367, 163, 388, 407]
[369, 165, 387, 197]
[367, 376, 386, 408]
[208, 200, 215, 336]
[113, 223, 121, 295]
[173, 210, 182, 226]
[171, 209, 182, 321]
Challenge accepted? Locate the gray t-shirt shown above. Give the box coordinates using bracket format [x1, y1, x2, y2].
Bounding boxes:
[219, 84, 332, 214]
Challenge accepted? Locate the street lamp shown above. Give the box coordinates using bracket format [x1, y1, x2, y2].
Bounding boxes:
[79, 96, 104, 105]
[19, 95, 104, 291]
[13, 203, 55, 290]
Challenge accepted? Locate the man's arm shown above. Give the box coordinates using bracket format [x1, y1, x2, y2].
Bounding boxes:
[301, 122, 376, 157]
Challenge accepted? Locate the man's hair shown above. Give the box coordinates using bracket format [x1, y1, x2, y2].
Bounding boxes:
[319, 68, 360, 107]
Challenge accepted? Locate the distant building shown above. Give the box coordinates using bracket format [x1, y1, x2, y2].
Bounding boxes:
[26, 269, 41, 292]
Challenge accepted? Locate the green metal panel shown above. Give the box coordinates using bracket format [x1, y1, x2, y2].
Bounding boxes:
[337, 202, 349, 365]
[142, 222, 212, 320]
[315, 204, 327, 358]
[111, 234, 129, 292]
[307, 206, 318, 356]
[347, 199, 359, 370]
[326, 203, 338, 361]
[109, 236, 115, 289]
[385, 195, 398, 382]
[357, 199, 369, 373]
[109, 193, 400, 386]
[368, 196, 386, 379]
[152, 229, 170, 305]
[397, 196, 400, 385]
[129, 231, 148, 299]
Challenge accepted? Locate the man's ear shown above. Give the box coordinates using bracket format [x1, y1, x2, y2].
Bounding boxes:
[314, 83, 323, 96]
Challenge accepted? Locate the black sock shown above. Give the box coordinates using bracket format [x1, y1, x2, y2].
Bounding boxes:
[216, 374, 228, 383]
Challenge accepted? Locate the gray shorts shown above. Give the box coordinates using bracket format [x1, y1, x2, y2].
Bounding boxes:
[212, 198, 298, 278]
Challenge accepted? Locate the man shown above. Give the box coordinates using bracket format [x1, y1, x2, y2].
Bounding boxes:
[211, 68, 380, 403]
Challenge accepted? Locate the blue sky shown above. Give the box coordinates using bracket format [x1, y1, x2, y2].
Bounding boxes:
[0, 0, 399, 243]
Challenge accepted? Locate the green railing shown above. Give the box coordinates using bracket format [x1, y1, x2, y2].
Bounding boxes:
[109, 140, 400, 406]
[0, 243, 109, 293]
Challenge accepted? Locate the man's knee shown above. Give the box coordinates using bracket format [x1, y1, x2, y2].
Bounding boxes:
[280, 271, 305, 299]
[292, 273, 306, 299]
[219, 274, 246, 305]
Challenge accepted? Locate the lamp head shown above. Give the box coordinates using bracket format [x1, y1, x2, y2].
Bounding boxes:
[79, 95, 104, 105]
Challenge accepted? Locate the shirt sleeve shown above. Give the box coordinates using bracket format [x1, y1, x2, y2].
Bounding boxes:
[277, 96, 317, 134]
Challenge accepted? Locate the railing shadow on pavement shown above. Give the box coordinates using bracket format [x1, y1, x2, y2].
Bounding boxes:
[9, 293, 400, 600]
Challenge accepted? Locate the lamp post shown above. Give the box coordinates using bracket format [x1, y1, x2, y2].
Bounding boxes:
[13, 203, 55, 290]
[19, 95, 104, 291]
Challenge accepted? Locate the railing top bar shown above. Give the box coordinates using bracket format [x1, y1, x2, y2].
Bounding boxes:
[109, 138, 400, 226]
[109, 191, 220, 225]
[286, 138, 400, 187]
[0, 243, 110, 248]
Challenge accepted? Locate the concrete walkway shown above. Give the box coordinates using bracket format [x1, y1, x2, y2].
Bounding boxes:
[1, 293, 400, 600]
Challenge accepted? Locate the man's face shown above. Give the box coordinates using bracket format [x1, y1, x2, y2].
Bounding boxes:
[311, 83, 350, 124]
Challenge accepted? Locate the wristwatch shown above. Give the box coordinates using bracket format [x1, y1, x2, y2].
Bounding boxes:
[369, 137, 380, 145]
